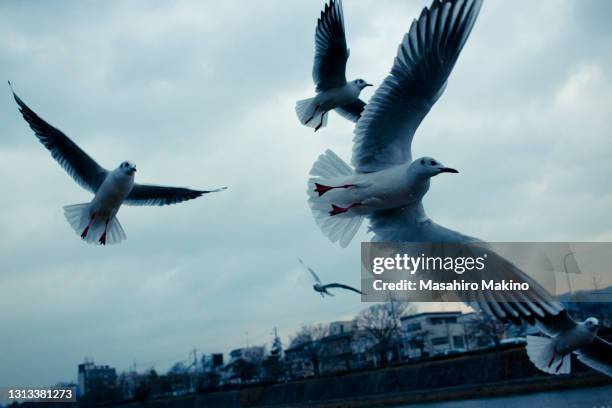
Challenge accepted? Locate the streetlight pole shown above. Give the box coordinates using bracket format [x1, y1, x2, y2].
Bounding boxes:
[563, 252, 574, 298]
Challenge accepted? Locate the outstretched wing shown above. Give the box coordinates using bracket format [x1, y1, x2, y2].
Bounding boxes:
[298, 257, 322, 284]
[125, 185, 226, 206]
[352, 0, 483, 173]
[10, 82, 108, 193]
[335, 99, 366, 123]
[313, 0, 349, 92]
[575, 337, 612, 377]
[323, 283, 363, 295]
[534, 309, 577, 337]
[368, 202, 563, 325]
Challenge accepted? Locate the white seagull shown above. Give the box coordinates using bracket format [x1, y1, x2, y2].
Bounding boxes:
[307, 0, 482, 247]
[526, 312, 611, 376]
[295, 0, 372, 131]
[298, 257, 362, 297]
[306, 0, 612, 378]
[10, 83, 226, 245]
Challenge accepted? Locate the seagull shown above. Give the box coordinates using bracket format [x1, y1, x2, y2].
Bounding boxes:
[307, 0, 481, 247]
[306, 0, 612, 378]
[10, 82, 226, 245]
[526, 312, 611, 376]
[295, 0, 372, 131]
[298, 257, 362, 297]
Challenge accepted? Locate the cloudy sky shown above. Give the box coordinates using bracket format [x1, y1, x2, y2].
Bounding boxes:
[1, 0, 611, 387]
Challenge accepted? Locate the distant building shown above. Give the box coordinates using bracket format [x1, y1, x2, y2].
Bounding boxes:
[328, 320, 357, 336]
[77, 360, 119, 401]
[401, 311, 469, 358]
[223, 346, 265, 384]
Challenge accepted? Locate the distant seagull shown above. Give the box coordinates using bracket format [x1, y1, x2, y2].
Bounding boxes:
[307, 0, 482, 247]
[298, 257, 362, 297]
[295, 0, 372, 131]
[526, 312, 611, 376]
[10, 82, 226, 245]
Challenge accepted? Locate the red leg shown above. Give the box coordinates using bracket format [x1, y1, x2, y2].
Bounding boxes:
[548, 350, 556, 367]
[81, 213, 96, 239]
[314, 183, 355, 197]
[98, 219, 109, 245]
[305, 105, 320, 125]
[329, 203, 361, 216]
[555, 356, 565, 373]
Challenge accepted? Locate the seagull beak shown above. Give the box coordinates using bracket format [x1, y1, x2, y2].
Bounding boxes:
[365, 83, 373, 87]
[440, 167, 459, 174]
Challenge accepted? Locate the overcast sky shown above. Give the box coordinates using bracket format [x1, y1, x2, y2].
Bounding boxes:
[1, 0, 611, 387]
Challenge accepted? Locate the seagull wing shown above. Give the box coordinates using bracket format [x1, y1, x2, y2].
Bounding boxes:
[352, 0, 482, 173]
[298, 257, 322, 284]
[369, 201, 563, 324]
[124, 185, 226, 206]
[335, 99, 366, 123]
[323, 283, 363, 295]
[313, 0, 349, 92]
[575, 337, 612, 377]
[534, 309, 577, 337]
[10, 83, 108, 193]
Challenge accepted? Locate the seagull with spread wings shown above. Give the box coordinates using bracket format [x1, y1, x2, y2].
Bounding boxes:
[305, 0, 612, 377]
[295, 0, 372, 131]
[298, 257, 362, 298]
[10, 83, 226, 245]
[307, 0, 480, 247]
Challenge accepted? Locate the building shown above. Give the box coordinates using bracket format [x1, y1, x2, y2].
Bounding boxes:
[401, 311, 469, 358]
[77, 360, 119, 401]
[223, 346, 265, 384]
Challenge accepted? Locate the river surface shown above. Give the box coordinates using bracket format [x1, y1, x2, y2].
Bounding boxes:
[399, 385, 612, 408]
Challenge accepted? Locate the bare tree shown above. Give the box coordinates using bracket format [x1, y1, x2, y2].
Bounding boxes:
[357, 301, 415, 366]
[288, 323, 329, 376]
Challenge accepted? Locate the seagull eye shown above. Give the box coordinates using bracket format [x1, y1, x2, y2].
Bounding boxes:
[430, 160, 437, 166]
[420, 159, 425, 165]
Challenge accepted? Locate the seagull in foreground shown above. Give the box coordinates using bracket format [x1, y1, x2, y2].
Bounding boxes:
[10, 83, 226, 245]
[306, 0, 612, 378]
[526, 312, 611, 376]
[298, 257, 362, 297]
[307, 0, 480, 247]
[295, 0, 372, 131]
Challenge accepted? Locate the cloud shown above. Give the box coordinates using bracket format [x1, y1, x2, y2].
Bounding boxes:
[0, 0, 611, 386]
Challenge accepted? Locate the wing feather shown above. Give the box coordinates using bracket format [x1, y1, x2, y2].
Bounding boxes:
[10, 83, 108, 193]
[335, 99, 366, 123]
[323, 283, 363, 294]
[125, 184, 226, 206]
[352, 0, 482, 173]
[313, 0, 349, 92]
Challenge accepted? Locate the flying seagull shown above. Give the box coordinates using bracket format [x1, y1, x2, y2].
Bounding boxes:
[295, 0, 372, 131]
[526, 312, 611, 376]
[10, 82, 226, 245]
[307, 0, 481, 247]
[306, 0, 612, 378]
[298, 257, 362, 297]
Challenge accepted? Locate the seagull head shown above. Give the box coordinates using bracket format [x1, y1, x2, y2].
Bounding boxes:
[351, 78, 373, 91]
[118, 161, 137, 176]
[584, 317, 600, 332]
[413, 156, 458, 178]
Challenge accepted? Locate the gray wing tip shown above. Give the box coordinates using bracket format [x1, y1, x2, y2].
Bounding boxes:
[205, 186, 228, 193]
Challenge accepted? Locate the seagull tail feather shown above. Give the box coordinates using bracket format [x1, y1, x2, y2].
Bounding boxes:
[63, 203, 126, 245]
[526, 335, 570, 375]
[307, 150, 363, 248]
[296, 97, 326, 129]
